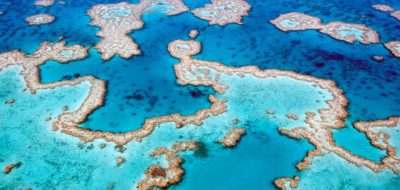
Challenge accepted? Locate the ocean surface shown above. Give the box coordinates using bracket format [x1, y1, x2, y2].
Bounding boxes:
[0, 0, 400, 189]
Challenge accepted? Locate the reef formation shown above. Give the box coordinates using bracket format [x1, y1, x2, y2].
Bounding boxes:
[270, 12, 400, 59]
[384, 41, 400, 58]
[219, 128, 246, 147]
[1, 0, 400, 189]
[87, 0, 189, 60]
[270, 12, 380, 44]
[34, 0, 55, 7]
[192, 0, 251, 25]
[138, 142, 198, 190]
[1, 26, 399, 188]
[25, 14, 55, 25]
[372, 4, 400, 21]
[167, 32, 399, 189]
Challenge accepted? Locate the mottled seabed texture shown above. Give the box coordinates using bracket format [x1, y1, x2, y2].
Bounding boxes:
[0, 0, 400, 190]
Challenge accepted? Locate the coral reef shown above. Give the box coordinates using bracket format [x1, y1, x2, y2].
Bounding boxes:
[137, 142, 197, 190]
[34, 0, 55, 7]
[25, 14, 55, 25]
[270, 12, 380, 44]
[192, 0, 251, 25]
[219, 128, 246, 147]
[87, 1, 189, 60]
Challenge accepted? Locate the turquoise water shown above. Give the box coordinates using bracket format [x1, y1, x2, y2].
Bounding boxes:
[0, 65, 319, 189]
[296, 153, 400, 190]
[333, 120, 387, 163]
[1, 0, 400, 189]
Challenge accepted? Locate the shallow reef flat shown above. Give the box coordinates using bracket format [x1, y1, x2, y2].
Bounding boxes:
[270, 12, 380, 44]
[25, 14, 55, 25]
[270, 11, 400, 60]
[34, 0, 55, 7]
[87, 0, 189, 60]
[192, 0, 251, 25]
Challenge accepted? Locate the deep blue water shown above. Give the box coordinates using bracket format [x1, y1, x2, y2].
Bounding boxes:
[1, 0, 399, 130]
[1, 0, 400, 189]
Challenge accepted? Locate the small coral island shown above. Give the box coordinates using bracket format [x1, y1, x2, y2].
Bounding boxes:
[192, 0, 251, 25]
[384, 41, 400, 58]
[219, 128, 246, 147]
[138, 142, 198, 190]
[34, 0, 55, 7]
[25, 14, 55, 25]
